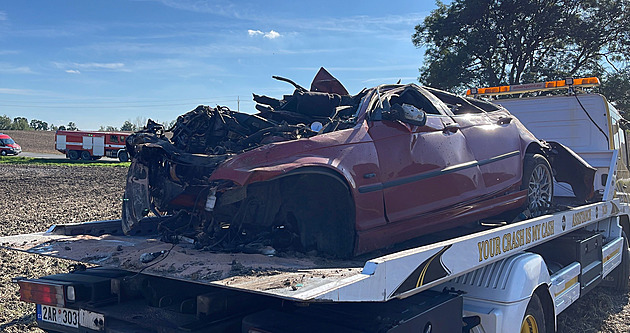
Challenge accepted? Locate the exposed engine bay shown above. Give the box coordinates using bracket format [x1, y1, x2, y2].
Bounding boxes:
[122, 68, 361, 255]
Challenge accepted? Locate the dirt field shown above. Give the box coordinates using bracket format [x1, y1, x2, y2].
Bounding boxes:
[0, 138, 630, 331]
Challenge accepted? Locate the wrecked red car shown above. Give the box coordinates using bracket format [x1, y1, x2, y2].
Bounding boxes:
[122, 68, 595, 257]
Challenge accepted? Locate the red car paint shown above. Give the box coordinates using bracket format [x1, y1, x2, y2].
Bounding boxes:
[207, 84, 541, 254]
[0, 133, 21, 156]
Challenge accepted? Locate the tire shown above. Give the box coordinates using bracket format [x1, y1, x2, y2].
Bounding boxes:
[0, 150, 6, 156]
[118, 150, 129, 162]
[67, 150, 79, 160]
[521, 293, 546, 333]
[522, 154, 553, 218]
[612, 233, 630, 292]
[80, 151, 91, 161]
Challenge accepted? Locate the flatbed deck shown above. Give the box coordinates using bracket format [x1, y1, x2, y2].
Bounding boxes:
[1, 200, 622, 303]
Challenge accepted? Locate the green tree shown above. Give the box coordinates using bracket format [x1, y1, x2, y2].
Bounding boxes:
[29, 119, 49, 131]
[66, 122, 78, 131]
[120, 120, 136, 131]
[0, 115, 11, 130]
[98, 125, 119, 131]
[413, 0, 630, 93]
[11, 117, 30, 130]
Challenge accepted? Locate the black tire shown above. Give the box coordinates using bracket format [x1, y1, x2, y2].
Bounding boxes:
[522, 154, 553, 218]
[0, 150, 6, 156]
[67, 150, 79, 160]
[612, 233, 630, 292]
[80, 150, 91, 161]
[521, 293, 546, 333]
[118, 150, 129, 162]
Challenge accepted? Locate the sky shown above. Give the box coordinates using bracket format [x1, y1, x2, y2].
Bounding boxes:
[0, 0, 438, 130]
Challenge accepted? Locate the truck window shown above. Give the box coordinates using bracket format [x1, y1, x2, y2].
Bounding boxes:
[111, 135, 119, 143]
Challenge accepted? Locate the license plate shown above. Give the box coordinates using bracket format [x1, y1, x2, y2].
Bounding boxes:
[37, 304, 79, 328]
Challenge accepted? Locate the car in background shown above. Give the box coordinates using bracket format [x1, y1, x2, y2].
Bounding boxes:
[0, 133, 21, 156]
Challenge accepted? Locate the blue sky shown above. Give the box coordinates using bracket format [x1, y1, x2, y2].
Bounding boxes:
[0, 0, 438, 130]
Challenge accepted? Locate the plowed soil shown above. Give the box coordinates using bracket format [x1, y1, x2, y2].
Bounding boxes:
[0, 165, 629, 331]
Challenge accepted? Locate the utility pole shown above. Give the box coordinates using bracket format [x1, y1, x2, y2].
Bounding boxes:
[237, 96, 240, 111]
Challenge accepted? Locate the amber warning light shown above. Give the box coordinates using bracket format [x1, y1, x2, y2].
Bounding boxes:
[467, 77, 600, 97]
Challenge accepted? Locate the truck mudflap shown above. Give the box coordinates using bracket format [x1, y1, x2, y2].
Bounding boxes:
[547, 141, 597, 201]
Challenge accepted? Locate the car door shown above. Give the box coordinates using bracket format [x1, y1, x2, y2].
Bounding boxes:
[366, 85, 488, 226]
[450, 103, 523, 194]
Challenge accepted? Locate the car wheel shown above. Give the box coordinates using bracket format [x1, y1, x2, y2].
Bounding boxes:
[80, 151, 91, 161]
[522, 154, 553, 217]
[0, 150, 6, 156]
[67, 150, 79, 160]
[520, 293, 546, 333]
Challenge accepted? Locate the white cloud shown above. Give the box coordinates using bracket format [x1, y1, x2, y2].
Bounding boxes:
[54, 62, 127, 72]
[0, 88, 35, 95]
[264, 30, 280, 39]
[248, 29, 281, 39]
[0, 63, 34, 74]
[0, 11, 7, 21]
[75, 62, 125, 70]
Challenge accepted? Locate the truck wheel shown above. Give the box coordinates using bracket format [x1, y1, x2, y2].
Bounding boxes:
[521, 293, 546, 333]
[118, 150, 129, 162]
[612, 234, 630, 292]
[80, 151, 91, 161]
[67, 150, 79, 160]
[522, 154, 553, 217]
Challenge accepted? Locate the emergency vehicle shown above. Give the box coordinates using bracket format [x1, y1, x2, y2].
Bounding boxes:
[55, 130, 130, 162]
[3, 77, 629, 333]
[0, 132, 21, 156]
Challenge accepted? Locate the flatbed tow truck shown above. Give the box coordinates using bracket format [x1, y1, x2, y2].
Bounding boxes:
[2, 77, 630, 333]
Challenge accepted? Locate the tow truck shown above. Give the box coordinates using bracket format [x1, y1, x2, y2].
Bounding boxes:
[2, 77, 629, 333]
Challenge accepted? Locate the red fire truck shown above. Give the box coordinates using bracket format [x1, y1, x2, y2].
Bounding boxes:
[55, 130, 130, 162]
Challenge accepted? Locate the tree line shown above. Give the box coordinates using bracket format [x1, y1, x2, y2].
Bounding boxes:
[0, 115, 175, 132]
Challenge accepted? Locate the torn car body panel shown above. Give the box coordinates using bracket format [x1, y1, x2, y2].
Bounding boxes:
[122, 69, 596, 258]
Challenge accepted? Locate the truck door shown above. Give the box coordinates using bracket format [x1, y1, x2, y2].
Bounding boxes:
[82, 136, 93, 151]
[56, 135, 66, 150]
[93, 136, 105, 156]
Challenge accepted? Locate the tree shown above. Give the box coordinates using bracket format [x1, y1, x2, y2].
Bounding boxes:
[29, 119, 49, 131]
[98, 125, 119, 131]
[0, 115, 11, 130]
[66, 122, 78, 131]
[120, 120, 136, 132]
[413, 0, 630, 93]
[11, 117, 30, 130]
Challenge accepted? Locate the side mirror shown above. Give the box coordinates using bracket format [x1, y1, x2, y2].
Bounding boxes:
[390, 103, 427, 127]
